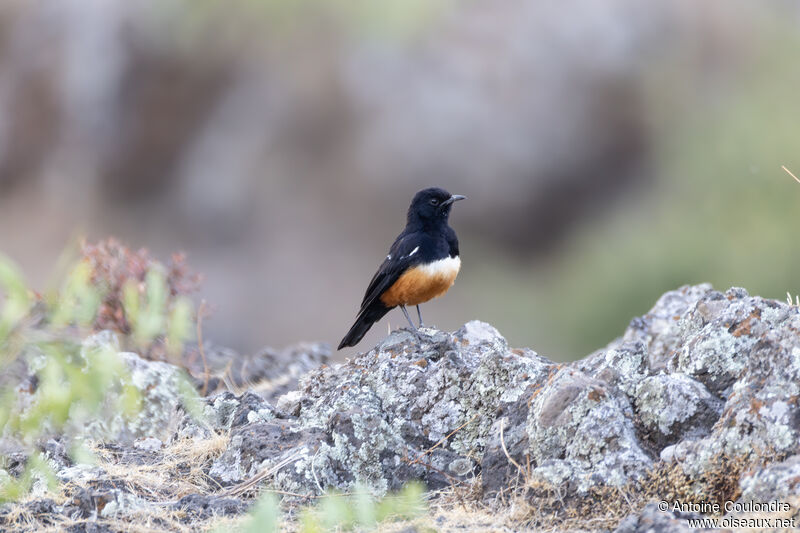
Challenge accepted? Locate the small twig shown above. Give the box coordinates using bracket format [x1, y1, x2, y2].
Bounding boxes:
[220, 450, 303, 498]
[406, 455, 468, 486]
[615, 485, 635, 513]
[257, 488, 314, 499]
[526, 453, 531, 481]
[200, 471, 225, 492]
[196, 300, 210, 396]
[409, 413, 478, 465]
[498, 418, 525, 477]
[221, 360, 242, 395]
[783, 165, 800, 184]
[311, 448, 323, 494]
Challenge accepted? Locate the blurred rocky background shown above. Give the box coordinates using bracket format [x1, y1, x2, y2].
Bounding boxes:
[1, 0, 799, 360]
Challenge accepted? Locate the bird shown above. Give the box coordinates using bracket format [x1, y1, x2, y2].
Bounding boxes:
[338, 187, 466, 350]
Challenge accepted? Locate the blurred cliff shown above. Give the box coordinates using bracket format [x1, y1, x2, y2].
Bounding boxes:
[1, 0, 799, 360]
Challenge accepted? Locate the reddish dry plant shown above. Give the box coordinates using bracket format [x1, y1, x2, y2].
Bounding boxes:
[80, 238, 202, 334]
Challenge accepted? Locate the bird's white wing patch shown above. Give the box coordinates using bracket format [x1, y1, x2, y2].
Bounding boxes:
[408, 246, 420, 258]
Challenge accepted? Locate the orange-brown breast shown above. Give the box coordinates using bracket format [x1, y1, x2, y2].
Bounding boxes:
[380, 256, 461, 307]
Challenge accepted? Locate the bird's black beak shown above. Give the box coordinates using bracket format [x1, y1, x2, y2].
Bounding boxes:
[441, 194, 467, 207]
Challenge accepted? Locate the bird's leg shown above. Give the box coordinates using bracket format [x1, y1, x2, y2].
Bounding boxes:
[400, 305, 420, 336]
[416, 305, 425, 328]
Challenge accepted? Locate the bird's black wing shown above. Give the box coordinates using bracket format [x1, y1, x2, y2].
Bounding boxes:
[357, 232, 424, 313]
[338, 232, 426, 350]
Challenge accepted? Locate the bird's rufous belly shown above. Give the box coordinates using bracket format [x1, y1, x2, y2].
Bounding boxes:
[380, 256, 461, 307]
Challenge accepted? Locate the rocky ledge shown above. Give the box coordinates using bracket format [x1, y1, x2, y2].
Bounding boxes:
[3, 284, 800, 531]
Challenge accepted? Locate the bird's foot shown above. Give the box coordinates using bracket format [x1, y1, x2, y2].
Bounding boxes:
[399, 325, 424, 341]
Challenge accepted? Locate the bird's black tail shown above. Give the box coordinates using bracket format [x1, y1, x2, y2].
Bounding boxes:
[338, 303, 391, 350]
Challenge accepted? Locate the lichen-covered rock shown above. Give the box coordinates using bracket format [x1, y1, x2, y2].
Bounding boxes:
[99, 351, 193, 442]
[648, 287, 800, 479]
[51, 331, 196, 443]
[480, 382, 539, 495]
[172, 493, 247, 519]
[209, 421, 325, 486]
[205, 391, 277, 430]
[632, 373, 722, 448]
[671, 287, 765, 397]
[7, 331, 197, 445]
[614, 503, 693, 533]
[620, 283, 713, 371]
[210, 322, 550, 496]
[7, 284, 800, 531]
[738, 454, 800, 502]
[208, 285, 800, 502]
[62, 484, 146, 519]
[526, 367, 652, 491]
[576, 284, 800, 491]
[577, 341, 649, 396]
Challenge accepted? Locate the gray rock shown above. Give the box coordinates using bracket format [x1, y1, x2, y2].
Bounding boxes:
[61, 485, 145, 520]
[739, 454, 800, 502]
[9, 283, 800, 531]
[577, 340, 649, 396]
[176, 389, 282, 443]
[654, 289, 800, 478]
[73, 332, 198, 443]
[171, 493, 246, 519]
[526, 367, 652, 491]
[206, 286, 800, 500]
[481, 383, 540, 495]
[2, 331, 199, 446]
[614, 503, 692, 533]
[133, 437, 163, 452]
[65, 524, 115, 533]
[620, 283, 714, 371]
[671, 287, 763, 398]
[209, 421, 326, 487]
[204, 391, 277, 430]
[88, 350, 192, 442]
[632, 373, 722, 448]
[211, 322, 549, 496]
[583, 284, 800, 486]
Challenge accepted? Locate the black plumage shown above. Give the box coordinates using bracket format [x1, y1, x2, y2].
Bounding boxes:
[338, 187, 465, 350]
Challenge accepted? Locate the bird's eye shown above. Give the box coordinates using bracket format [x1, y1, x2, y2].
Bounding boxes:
[429, 198, 439, 206]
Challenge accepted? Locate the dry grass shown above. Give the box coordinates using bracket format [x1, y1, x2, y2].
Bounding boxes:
[0, 433, 232, 533]
[402, 449, 787, 532]
[33, 511, 207, 533]
[1, 436, 789, 532]
[91, 433, 231, 500]
[3, 490, 205, 533]
[640, 453, 746, 509]
[492, 450, 786, 531]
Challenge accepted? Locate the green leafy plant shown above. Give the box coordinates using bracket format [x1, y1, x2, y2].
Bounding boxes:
[81, 238, 200, 363]
[0, 240, 200, 503]
[230, 482, 426, 533]
[237, 493, 281, 533]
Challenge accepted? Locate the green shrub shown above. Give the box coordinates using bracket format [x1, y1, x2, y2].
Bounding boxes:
[230, 482, 426, 533]
[0, 240, 199, 503]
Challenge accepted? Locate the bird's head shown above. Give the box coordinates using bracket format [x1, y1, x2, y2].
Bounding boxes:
[407, 187, 466, 227]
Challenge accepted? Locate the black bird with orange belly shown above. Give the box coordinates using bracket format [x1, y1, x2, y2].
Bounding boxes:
[338, 187, 466, 350]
